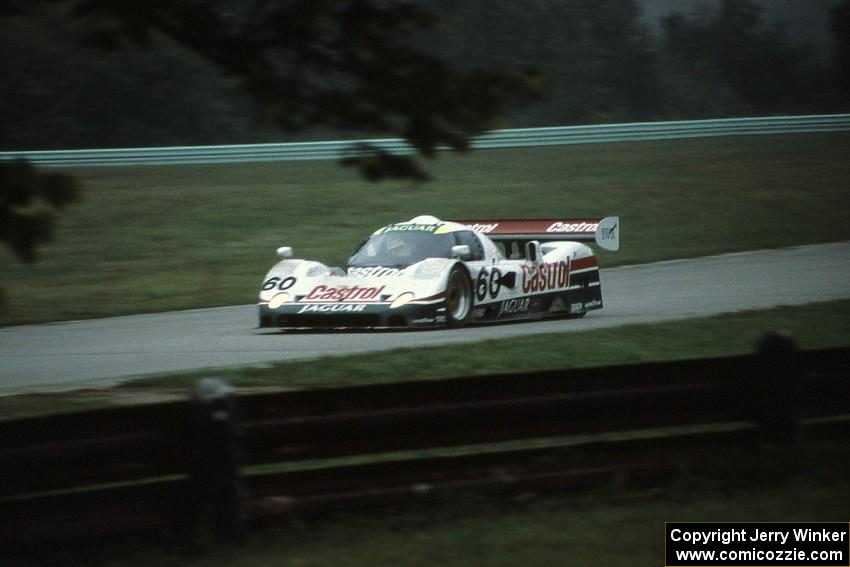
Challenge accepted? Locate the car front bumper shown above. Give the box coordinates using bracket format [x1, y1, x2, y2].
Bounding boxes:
[258, 301, 447, 329]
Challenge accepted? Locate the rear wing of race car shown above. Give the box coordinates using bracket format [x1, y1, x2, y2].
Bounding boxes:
[453, 216, 619, 251]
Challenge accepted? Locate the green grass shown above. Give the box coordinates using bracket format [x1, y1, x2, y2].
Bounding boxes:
[3, 299, 848, 420]
[4, 134, 849, 566]
[5, 302, 849, 564]
[2, 132, 850, 325]
[13, 440, 850, 566]
[135, 299, 850, 390]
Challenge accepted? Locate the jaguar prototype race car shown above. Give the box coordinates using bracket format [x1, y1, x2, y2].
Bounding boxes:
[258, 215, 619, 330]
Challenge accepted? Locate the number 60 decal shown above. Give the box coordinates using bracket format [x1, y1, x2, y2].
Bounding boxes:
[262, 276, 296, 291]
[475, 268, 502, 301]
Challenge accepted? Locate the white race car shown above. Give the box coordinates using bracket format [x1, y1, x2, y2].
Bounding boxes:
[258, 215, 618, 329]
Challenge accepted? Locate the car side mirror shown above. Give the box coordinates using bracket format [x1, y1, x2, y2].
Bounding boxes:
[451, 245, 471, 260]
[525, 240, 542, 264]
[277, 246, 293, 258]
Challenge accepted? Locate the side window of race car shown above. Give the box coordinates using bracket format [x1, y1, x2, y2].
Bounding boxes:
[455, 231, 485, 261]
[346, 239, 369, 263]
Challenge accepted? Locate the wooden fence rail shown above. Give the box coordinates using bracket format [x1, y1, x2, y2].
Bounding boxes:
[1, 339, 848, 546]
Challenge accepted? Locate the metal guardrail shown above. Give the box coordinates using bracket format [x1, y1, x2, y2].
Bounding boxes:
[1, 114, 849, 167]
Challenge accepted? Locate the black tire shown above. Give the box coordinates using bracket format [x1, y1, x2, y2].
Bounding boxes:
[445, 265, 473, 328]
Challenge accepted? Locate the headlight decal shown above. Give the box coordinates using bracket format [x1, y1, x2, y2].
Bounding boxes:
[389, 292, 415, 309]
[268, 292, 291, 309]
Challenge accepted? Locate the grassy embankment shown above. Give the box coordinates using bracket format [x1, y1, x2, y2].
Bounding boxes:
[1, 132, 849, 414]
[3, 133, 850, 566]
[1, 132, 849, 326]
[12, 423, 850, 566]
[2, 298, 849, 419]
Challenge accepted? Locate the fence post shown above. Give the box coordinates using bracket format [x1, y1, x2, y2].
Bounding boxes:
[189, 377, 246, 543]
[752, 331, 799, 442]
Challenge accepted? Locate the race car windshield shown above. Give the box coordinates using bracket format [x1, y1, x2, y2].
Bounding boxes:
[347, 230, 456, 267]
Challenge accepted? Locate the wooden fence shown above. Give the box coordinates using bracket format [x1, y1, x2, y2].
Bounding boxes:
[1, 337, 847, 547]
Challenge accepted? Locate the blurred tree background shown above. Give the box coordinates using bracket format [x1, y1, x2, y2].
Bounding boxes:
[2, 0, 850, 288]
[1, 0, 542, 273]
[2, 0, 849, 153]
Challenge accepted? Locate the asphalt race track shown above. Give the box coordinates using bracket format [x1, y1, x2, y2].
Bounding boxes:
[1, 242, 849, 393]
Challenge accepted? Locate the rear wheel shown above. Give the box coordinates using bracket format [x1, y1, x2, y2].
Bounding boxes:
[445, 265, 472, 328]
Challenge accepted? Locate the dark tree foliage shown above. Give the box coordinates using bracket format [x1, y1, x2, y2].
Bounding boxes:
[0, 160, 78, 308]
[3, 0, 843, 153]
[0, 0, 538, 303]
[831, 0, 850, 98]
[661, 0, 818, 114]
[1, 0, 846, 298]
[0, 161, 77, 263]
[49, 0, 539, 179]
[426, 0, 661, 125]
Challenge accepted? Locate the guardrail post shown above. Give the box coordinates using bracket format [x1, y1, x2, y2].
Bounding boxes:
[189, 377, 246, 543]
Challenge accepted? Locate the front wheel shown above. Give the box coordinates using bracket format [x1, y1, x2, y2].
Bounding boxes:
[445, 265, 472, 328]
